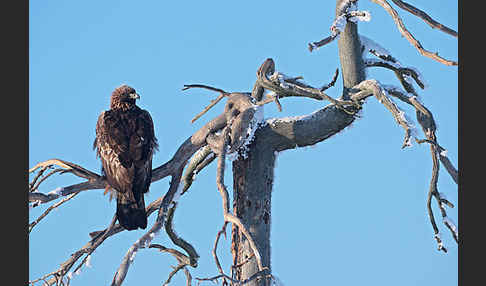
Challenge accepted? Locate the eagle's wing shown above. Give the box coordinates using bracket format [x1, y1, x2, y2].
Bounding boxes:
[130, 109, 158, 194]
[94, 110, 134, 194]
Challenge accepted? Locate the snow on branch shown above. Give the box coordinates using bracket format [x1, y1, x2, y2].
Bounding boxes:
[351, 82, 458, 185]
[360, 34, 428, 95]
[308, 0, 457, 64]
[351, 79, 415, 148]
[308, 1, 371, 52]
[360, 35, 399, 64]
[349, 79, 458, 251]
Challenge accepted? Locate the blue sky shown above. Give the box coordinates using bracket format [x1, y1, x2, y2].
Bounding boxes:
[29, 1, 458, 285]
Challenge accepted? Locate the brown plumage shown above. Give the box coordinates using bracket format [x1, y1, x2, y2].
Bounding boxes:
[94, 85, 158, 230]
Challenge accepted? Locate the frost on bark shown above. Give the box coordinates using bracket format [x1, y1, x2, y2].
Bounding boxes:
[29, 1, 457, 285]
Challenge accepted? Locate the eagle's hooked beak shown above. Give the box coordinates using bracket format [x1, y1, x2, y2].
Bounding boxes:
[129, 93, 140, 100]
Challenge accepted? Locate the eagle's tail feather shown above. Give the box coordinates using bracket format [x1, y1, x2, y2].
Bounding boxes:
[116, 189, 147, 230]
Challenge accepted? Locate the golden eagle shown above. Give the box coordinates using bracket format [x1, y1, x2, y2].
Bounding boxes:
[94, 85, 158, 230]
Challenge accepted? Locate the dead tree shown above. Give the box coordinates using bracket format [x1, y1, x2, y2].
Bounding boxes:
[29, 1, 457, 285]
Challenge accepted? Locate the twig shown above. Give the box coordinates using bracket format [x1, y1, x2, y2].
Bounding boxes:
[425, 136, 445, 252]
[321, 68, 340, 91]
[255, 92, 282, 112]
[410, 97, 458, 184]
[370, 0, 457, 66]
[30, 214, 119, 285]
[273, 93, 283, 112]
[386, 87, 428, 114]
[196, 270, 272, 286]
[364, 59, 425, 90]
[182, 84, 229, 123]
[390, 0, 458, 37]
[149, 243, 193, 286]
[309, 1, 368, 51]
[367, 85, 458, 185]
[308, 35, 338, 52]
[29, 165, 49, 191]
[350, 79, 457, 250]
[191, 93, 227, 124]
[438, 154, 458, 185]
[232, 253, 255, 271]
[389, 86, 458, 247]
[149, 244, 191, 266]
[29, 192, 79, 233]
[29, 180, 106, 204]
[72, 215, 118, 276]
[30, 168, 66, 193]
[29, 158, 101, 180]
[213, 222, 229, 276]
[182, 84, 228, 94]
[183, 267, 192, 286]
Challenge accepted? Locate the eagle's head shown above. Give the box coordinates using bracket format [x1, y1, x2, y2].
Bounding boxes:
[110, 84, 140, 110]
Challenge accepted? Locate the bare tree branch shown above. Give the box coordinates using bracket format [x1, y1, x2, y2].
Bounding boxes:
[254, 59, 360, 114]
[353, 79, 415, 148]
[390, 0, 458, 37]
[408, 97, 458, 184]
[181, 145, 215, 195]
[29, 111, 228, 207]
[30, 38, 458, 285]
[215, 126, 265, 272]
[196, 270, 272, 286]
[369, 0, 457, 66]
[165, 202, 199, 267]
[149, 243, 192, 286]
[30, 214, 119, 286]
[213, 222, 229, 282]
[29, 192, 79, 233]
[347, 78, 458, 250]
[29, 158, 102, 181]
[309, 0, 368, 51]
[321, 68, 340, 91]
[349, 82, 459, 187]
[364, 58, 425, 91]
[182, 84, 230, 123]
[147, 202, 198, 285]
[30, 168, 66, 193]
[111, 171, 183, 286]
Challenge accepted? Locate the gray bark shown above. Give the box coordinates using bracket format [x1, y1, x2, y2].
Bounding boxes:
[230, 1, 366, 285]
[336, 0, 366, 98]
[231, 141, 275, 285]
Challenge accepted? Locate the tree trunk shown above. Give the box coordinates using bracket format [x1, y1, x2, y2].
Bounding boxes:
[231, 141, 275, 285]
[230, 1, 365, 285]
[336, 0, 366, 98]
